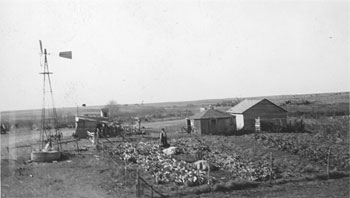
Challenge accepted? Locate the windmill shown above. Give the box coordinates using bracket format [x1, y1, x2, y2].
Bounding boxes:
[33, 40, 72, 161]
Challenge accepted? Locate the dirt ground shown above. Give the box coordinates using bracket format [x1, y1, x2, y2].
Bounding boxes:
[1, 128, 349, 198]
[1, 128, 135, 198]
[198, 178, 350, 198]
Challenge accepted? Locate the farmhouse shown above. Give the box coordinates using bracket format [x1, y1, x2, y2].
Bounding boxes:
[187, 108, 236, 135]
[227, 99, 287, 131]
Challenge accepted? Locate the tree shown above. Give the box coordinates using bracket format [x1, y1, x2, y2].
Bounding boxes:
[105, 100, 120, 121]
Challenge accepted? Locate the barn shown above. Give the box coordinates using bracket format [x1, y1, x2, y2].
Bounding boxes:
[227, 99, 287, 131]
[187, 108, 236, 135]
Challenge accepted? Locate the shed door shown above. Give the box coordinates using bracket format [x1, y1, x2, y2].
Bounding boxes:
[235, 114, 244, 130]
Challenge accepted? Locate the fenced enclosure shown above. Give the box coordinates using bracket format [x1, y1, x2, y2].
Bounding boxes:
[98, 133, 168, 198]
[136, 170, 167, 198]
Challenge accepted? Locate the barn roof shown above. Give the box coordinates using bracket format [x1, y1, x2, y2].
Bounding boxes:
[189, 109, 233, 120]
[227, 99, 287, 114]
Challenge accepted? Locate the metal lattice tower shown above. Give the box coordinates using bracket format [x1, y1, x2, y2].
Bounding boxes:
[39, 40, 72, 150]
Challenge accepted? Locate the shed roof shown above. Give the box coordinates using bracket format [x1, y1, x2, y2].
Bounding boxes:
[227, 99, 287, 114]
[189, 109, 233, 120]
[76, 116, 109, 122]
[79, 108, 108, 117]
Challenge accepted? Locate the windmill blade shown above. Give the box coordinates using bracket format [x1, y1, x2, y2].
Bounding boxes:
[39, 40, 43, 54]
[59, 51, 72, 59]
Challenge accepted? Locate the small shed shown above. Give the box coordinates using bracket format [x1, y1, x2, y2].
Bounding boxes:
[187, 108, 236, 135]
[74, 116, 109, 138]
[227, 99, 287, 131]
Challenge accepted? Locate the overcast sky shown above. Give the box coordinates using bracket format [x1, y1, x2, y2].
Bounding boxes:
[0, 0, 349, 111]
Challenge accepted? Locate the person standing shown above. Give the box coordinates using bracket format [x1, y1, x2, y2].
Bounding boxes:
[95, 127, 100, 146]
[160, 128, 168, 147]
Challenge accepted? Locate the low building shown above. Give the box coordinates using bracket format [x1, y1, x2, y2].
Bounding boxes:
[74, 108, 109, 138]
[74, 116, 109, 138]
[187, 108, 236, 135]
[227, 99, 287, 131]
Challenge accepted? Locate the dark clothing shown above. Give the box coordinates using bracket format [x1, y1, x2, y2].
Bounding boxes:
[160, 130, 168, 147]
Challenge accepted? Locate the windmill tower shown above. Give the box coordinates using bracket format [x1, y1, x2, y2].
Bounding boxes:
[38, 40, 72, 151]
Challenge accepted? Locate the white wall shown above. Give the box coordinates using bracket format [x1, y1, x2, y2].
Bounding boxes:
[234, 114, 244, 130]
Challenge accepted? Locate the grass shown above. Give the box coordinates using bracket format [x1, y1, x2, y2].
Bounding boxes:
[173, 180, 260, 197]
[2, 92, 348, 128]
[304, 117, 349, 141]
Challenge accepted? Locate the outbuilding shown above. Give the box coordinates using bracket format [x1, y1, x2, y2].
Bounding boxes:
[187, 108, 236, 135]
[74, 108, 110, 138]
[74, 116, 109, 138]
[227, 99, 287, 131]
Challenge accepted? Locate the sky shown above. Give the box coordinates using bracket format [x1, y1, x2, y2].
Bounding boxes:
[0, 0, 349, 111]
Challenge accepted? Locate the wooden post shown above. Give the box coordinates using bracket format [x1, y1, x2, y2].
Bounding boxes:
[327, 146, 332, 179]
[138, 171, 141, 198]
[124, 159, 127, 176]
[151, 186, 154, 198]
[270, 152, 273, 184]
[136, 170, 140, 198]
[101, 141, 104, 157]
[207, 165, 210, 185]
[140, 178, 143, 198]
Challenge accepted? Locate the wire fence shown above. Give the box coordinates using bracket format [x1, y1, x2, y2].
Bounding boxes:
[99, 133, 168, 198]
[136, 170, 167, 198]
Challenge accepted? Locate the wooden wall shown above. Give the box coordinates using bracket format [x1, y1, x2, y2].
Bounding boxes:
[192, 120, 202, 134]
[75, 120, 98, 138]
[243, 99, 287, 130]
[192, 117, 235, 135]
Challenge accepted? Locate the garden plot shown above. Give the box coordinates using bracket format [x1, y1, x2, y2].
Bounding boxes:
[107, 135, 328, 191]
[200, 135, 328, 179]
[253, 133, 350, 171]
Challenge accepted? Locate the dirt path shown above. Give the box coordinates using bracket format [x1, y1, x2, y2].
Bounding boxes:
[1, 128, 114, 198]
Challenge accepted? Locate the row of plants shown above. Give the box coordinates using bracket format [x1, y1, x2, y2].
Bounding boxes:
[253, 133, 350, 171]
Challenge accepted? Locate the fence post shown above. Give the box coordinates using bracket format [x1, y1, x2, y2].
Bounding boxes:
[124, 159, 127, 176]
[207, 165, 210, 185]
[136, 169, 140, 198]
[101, 141, 104, 156]
[270, 152, 273, 184]
[151, 186, 154, 198]
[327, 146, 332, 179]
